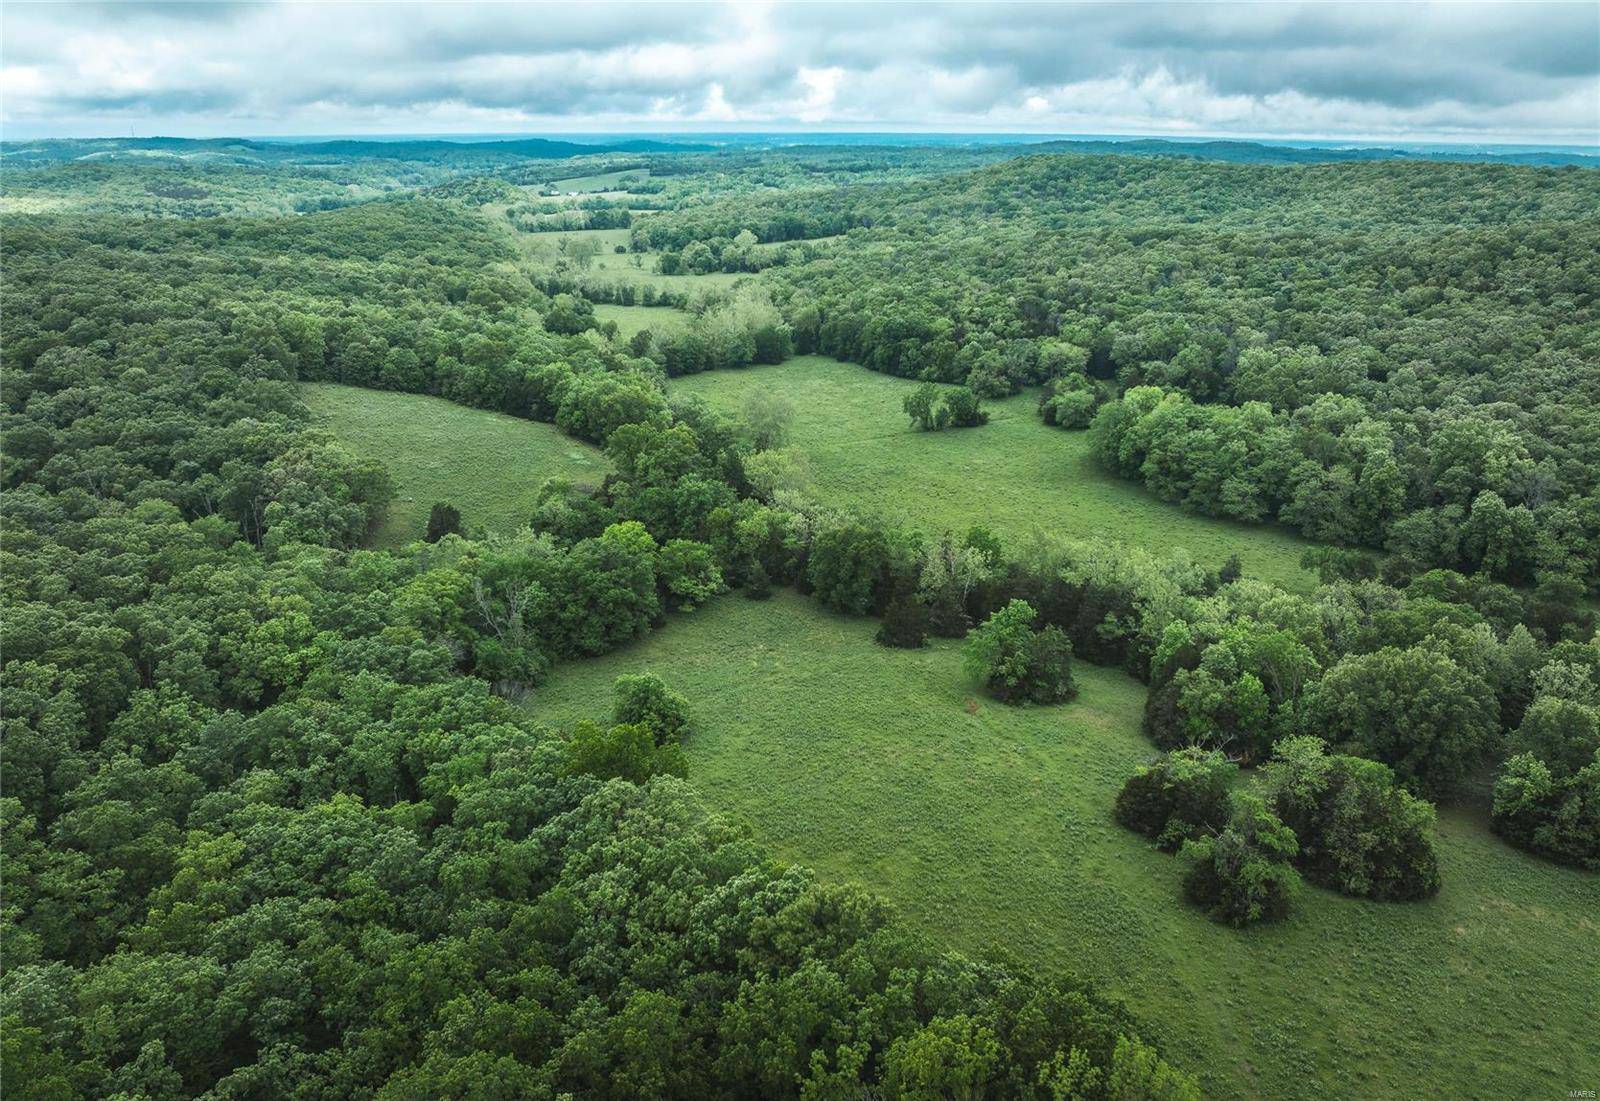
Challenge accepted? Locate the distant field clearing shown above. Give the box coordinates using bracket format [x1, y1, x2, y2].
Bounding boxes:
[303, 383, 607, 548]
[671, 356, 1322, 590]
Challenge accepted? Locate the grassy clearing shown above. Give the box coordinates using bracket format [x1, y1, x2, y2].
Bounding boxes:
[593, 302, 691, 339]
[543, 227, 634, 248]
[586, 247, 753, 292]
[530, 592, 1600, 1101]
[303, 383, 606, 548]
[672, 356, 1320, 590]
[511, 226, 751, 294]
[546, 167, 650, 192]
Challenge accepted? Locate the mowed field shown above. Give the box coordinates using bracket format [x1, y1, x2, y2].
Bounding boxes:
[672, 356, 1321, 589]
[529, 592, 1600, 1101]
[303, 383, 606, 548]
[546, 167, 650, 192]
[594, 302, 691, 338]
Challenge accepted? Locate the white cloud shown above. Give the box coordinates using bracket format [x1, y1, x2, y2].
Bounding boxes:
[797, 66, 843, 123]
[0, 1, 1595, 143]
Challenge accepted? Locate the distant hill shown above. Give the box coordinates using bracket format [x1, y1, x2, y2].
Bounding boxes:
[5, 133, 1591, 172]
[0, 135, 712, 169]
[1028, 136, 1598, 167]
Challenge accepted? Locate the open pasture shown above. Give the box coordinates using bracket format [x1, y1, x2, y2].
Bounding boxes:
[530, 592, 1600, 1101]
[593, 302, 692, 338]
[671, 356, 1322, 590]
[303, 383, 607, 548]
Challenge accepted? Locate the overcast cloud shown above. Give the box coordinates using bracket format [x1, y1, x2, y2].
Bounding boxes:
[3, 1, 1597, 143]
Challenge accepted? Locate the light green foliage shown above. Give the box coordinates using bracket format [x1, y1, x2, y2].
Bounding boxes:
[529, 593, 1600, 1101]
[963, 599, 1077, 705]
[563, 718, 687, 783]
[881, 1015, 1002, 1101]
[657, 538, 726, 609]
[672, 357, 1320, 590]
[305, 383, 607, 548]
[739, 387, 796, 451]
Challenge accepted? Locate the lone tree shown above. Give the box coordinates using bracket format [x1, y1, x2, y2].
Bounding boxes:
[941, 386, 988, 428]
[425, 502, 462, 542]
[963, 599, 1077, 704]
[612, 673, 693, 744]
[904, 382, 946, 431]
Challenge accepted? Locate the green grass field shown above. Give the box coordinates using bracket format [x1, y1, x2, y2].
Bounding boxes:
[594, 302, 691, 339]
[529, 592, 1600, 1101]
[587, 247, 753, 292]
[303, 383, 607, 548]
[493, 215, 753, 295]
[672, 356, 1321, 590]
[547, 167, 650, 192]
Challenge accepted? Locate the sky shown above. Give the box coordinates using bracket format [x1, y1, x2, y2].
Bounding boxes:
[3, 1, 1598, 145]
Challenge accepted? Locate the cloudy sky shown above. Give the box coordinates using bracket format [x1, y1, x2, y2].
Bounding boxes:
[3, 1, 1597, 144]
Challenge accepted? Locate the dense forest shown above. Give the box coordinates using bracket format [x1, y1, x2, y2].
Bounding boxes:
[3, 136, 1597, 1099]
[2, 185, 1203, 1098]
[631, 156, 1600, 588]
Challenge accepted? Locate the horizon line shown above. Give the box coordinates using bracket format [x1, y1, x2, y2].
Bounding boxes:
[5, 127, 1598, 153]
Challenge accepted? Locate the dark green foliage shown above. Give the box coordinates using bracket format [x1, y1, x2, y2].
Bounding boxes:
[876, 597, 931, 649]
[806, 521, 918, 615]
[1215, 554, 1243, 586]
[963, 525, 1003, 567]
[1491, 752, 1600, 870]
[963, 599, 1078, 705]
[1264, 737, 1442, 901]
[1309, 646, 1498, 796]
[0, 179, 1194, 1101]
[424, 501, 462, 542]
[742, 563, 774, 599]
[1180, 794, 1301, 927]
[660, 153, 1600, 586]
[1115, 747, 1237, 851]
[612, 672, 692, 744]
[1300, 546, 1379, 584]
